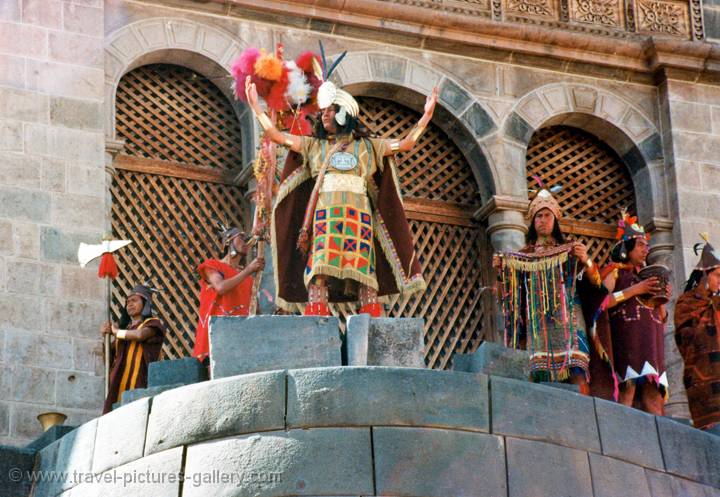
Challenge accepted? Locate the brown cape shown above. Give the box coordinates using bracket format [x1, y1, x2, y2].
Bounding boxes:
[272, 147, 425, 308]
[674, 281, 720, 429]
[103, 317, 165, 414]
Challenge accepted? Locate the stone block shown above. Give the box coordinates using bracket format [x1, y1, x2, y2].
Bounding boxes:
[0, 221, 12, 255]
[42, 157, 66, 193]
[0, 119, 23, 151]
[0, 446, 35, 497]
[0, 402, 8, 436]
[461, 102, 495, 138]
[25, 424, 75, 451]
[183, 428, 374, 497]
[657, 416, 720, 488]
[59, 266, 104, 302]
[41, 227, 101, 264]
[55, 419, 98, 493]
[70, 447, 183, 497]
[93, 398, 150, 474]
[50, 97, 104, 131]
[0, 154, 41, 188]
[147, 357, 208, 387]
[346, 316, 424, 367]
[369, 53, 407, 84]
[33, 435, 60, 497]
[27, 60, 104, 100]
[0, 21, 47, 58]
[7, 260, 58, 297]
[52, 194, 104, 230]
[13, 222, 40, 260]
[287, 367, 489, 431]
[373, 427, 506, 497]
[507, 437, 593, 497]
[66, 165, 105, 197]
[119, 384, 183, 406]
[505, 112, 534, 144]
[670, 100, 712, 133]
[0, 187, 50, 223]
[22, 0, 62, 29]
[453, 341, 530, 381]
[595, 398, 664, 471]
[55, 371, 103, 410]
[0, 88, 48, 123]
[0, 1, 20, 21]
[539, 381, 579, 393]
[209, 316, 341, 379]
[588, 453, 652, 497]
[440, 78, 472, 113]
[645, 469, 720, 497]
[145, 371, 286, 455]
[62, 3, 103, 37]
[491, 376, 601, 452]
[5, 330, 74, 368]
[49, 31, 103, 68]
[8, 366, 56, 403]
[47, 300, 105, 339]
[407, 62, 442, 94]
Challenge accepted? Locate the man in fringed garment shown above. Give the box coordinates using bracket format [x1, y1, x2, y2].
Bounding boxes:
[193, 226, 265, 363]
[674, 235, 720, 430]
[101, 284, 165, 413]
[497, 188, 606, 393]
[244, 58, 437, 316]
[595, 212, 668, 415]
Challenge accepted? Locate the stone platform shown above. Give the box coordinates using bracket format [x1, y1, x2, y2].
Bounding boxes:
[10, 317, 720, 497]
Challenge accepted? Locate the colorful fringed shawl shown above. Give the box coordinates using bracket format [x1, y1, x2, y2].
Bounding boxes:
[499, 243, 590, 381]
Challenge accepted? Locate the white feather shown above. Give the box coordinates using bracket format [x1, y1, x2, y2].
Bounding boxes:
[286, 61, 311, 105]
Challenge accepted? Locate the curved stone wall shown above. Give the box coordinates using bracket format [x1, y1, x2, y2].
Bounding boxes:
[31, 367, 720, 497]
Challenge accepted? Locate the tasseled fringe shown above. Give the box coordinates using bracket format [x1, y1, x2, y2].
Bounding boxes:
[97, 252, 119, 279]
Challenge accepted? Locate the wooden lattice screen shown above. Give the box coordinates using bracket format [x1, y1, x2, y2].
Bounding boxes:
[333, 97, 492, 369]
[526, 125, 637, 267]
[111, 63, 248, 360]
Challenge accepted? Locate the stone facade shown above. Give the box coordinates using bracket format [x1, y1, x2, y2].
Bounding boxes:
[0, 0, 106, 446]
[1, 0, 719, 446]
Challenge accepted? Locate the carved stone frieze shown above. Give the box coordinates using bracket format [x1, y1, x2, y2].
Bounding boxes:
[505, 0, 558, 18]
[635, 0, 690, 38]
[571, 0, 623, 27]
[387, 0, 492, 16]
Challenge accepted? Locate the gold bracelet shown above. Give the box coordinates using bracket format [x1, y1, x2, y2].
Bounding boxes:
[410, 124, 426, 142]
[586, 259, 594, 269]
[284, 138, 294, 147]
[389, 140, 401, 152]
[256, 112, 273, 131]
[613, 291, 625, 303]
[116, 329, 127, 340]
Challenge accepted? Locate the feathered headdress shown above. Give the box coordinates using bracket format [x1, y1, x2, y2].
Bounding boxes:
[527, 175, 563, 221]
[614, 208, 649, 242]
[314, 41, 358, 126]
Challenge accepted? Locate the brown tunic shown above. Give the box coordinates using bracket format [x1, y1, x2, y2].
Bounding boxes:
[608, 268, 667, 393]
[102, 317, 165, 414]
[674, 282, 720, 429]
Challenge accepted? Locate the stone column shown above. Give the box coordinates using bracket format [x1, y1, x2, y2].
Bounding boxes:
[474, 195, 529, 252]
[646, 217, 674, 269]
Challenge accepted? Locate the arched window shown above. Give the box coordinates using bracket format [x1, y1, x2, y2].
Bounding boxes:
[111, 64, 248, 359]
[345, 96, 493, 369]
[526, 125, 637, 266]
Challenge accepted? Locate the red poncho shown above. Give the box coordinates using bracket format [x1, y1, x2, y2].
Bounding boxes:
[193, 259, 253, 360]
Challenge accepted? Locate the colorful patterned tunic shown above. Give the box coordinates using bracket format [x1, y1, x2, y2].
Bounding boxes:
[300, 136, 387, 290]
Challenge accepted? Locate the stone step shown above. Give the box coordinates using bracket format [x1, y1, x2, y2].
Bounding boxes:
[116, 383, 185, 408]
[148, 356, 208, 388]
[453, 341, 530, 381]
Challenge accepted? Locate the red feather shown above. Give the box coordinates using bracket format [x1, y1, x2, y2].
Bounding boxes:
[266, 67, 290, 111]
[296, 51, 319, 73]
[97, 252, 119, 279]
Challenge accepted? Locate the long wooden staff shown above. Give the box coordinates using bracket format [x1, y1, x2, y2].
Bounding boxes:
[248, 110, 277, 316]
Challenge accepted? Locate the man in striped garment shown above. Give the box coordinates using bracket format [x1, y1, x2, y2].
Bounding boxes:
[101, 284, 165, 414]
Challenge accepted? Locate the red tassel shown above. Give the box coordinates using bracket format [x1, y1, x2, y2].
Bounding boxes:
[98, 252, 119, 279]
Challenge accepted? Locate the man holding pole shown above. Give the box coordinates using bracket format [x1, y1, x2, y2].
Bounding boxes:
[100, 284, 165, 413]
